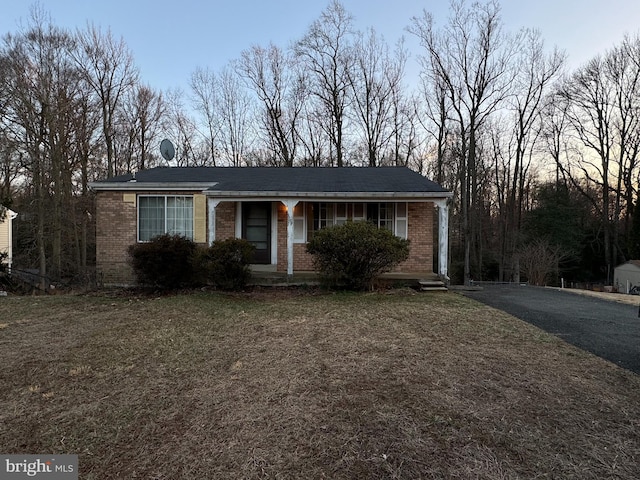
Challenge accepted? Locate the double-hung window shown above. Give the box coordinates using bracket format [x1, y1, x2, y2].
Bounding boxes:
[138, 195, 194, 241]
[368, 203, 394, 231]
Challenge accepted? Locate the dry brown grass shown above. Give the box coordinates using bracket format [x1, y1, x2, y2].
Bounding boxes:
[0, 289, 638, 479]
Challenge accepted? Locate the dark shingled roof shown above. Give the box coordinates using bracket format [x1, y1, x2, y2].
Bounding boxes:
[97, 167, 449, 194]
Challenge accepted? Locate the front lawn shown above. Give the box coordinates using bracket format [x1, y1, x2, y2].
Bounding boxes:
[0, 290, 638, 479]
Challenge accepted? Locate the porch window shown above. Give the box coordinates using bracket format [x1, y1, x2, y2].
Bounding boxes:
[335, 203, 348, 226]
[138, 195, 194, 241]
[368, 203, 394, 231]
[305, 202, 408, 240]
[316, 202, 334, 230]
[293, 202, 306, 243]
[395, 202, 408, 239]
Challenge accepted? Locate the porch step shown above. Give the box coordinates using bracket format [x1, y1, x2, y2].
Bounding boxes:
[418, 279, 448, 292]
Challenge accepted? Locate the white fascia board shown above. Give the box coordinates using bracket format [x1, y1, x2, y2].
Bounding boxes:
[88, 183, 454, 200]
[89, 182, 218, 191]
[202, 191, 453, 201]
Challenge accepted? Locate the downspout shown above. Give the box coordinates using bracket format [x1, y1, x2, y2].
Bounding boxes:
[8, 210, 17, 273]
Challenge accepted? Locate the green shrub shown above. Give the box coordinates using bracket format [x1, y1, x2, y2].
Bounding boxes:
[306, 221, 410, 290]
[199, 238, 255, 291]
[128, 234, 198, 289]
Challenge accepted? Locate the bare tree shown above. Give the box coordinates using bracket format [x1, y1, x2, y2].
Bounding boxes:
[164, 88, 209, 166]
[388, 92, 421, 168]
[190, 67, 220, 166]
[236, 43, 305, 166]
[540, 91, 571, 185]
[519, 238, 568, 286]
[298, 101, 329, 166]
[70, 87, 101, 270]
[417, 61, 454, 185]
[348, 30, 406, 166]
[120, 84, 165, 171]
[496, 29, 565, 281]
[558, 36, 640, 280]
[218, 68, 254, 166]
[74, 24, 138, 178]
[295, 0, 354, 167]
[0, 53, 21, 204]
[1, 7, 89, 283]
[559, 58, 616, 281]
[410, 0, 521, 284]
[608, 35, 640, 251]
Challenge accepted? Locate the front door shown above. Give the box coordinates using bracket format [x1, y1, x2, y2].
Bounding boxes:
[242, 202, 271, 264]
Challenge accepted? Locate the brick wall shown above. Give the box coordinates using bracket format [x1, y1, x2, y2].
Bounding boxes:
[216, 202, 236, 240]
[278, 201, 435, 274]
[396, 202, 434, 273]
[96, 190, 212, 286]
[275, 204, 315, 272]
[96, 191, 137, 285]
[96, 195, 437, 285]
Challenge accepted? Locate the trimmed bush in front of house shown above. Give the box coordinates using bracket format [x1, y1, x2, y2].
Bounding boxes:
[128, 236, 255, 291]
[128, 234, 198, 289]
[197, 238, 255, 291]
[306, 221, 410, 290]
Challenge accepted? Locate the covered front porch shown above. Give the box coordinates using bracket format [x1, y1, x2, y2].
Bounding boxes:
[206, 197, 451, 282]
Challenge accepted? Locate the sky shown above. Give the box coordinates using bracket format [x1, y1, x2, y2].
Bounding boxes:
[1, 0, 639, 94]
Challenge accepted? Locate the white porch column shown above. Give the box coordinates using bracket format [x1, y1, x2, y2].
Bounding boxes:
[207, 198, 220, 246]
[435, 199, 450, 281]
[282, 199, 299, 276]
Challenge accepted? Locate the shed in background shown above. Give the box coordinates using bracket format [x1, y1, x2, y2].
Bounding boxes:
[614, 260, 640, 294]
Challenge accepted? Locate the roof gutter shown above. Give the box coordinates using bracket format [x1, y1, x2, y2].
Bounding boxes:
[203, 190, 453, 200]
[88, 183, 453, 200]
[88, 182, 218, 191]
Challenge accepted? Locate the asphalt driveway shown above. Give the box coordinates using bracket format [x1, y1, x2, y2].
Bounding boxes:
[459, 284, 640, 375]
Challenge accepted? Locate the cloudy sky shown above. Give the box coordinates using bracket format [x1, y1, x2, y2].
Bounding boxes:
[1, 0, 638, 93]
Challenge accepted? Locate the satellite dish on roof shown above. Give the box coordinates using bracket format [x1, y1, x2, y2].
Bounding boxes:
[160, 138, 175, 161]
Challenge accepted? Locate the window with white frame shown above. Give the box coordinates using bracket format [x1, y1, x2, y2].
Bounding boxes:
[335, 203, 348, 226]
[395, 202, 408, 239]
[293, 202, 306, 243]
[317, 202, 334, 229]
[138, 195, 194, 241]
[305, 202, 408, 240]
[372, 202, 394, 231]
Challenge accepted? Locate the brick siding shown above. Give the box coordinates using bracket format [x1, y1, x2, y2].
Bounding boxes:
[96, 194, 437, 285]
[96, 191, 209, 285]
[280, 201, 434, 274]
[96, 191, 137, 285]
[215, 202, 236, 240]
[396, 202, 433, 273]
